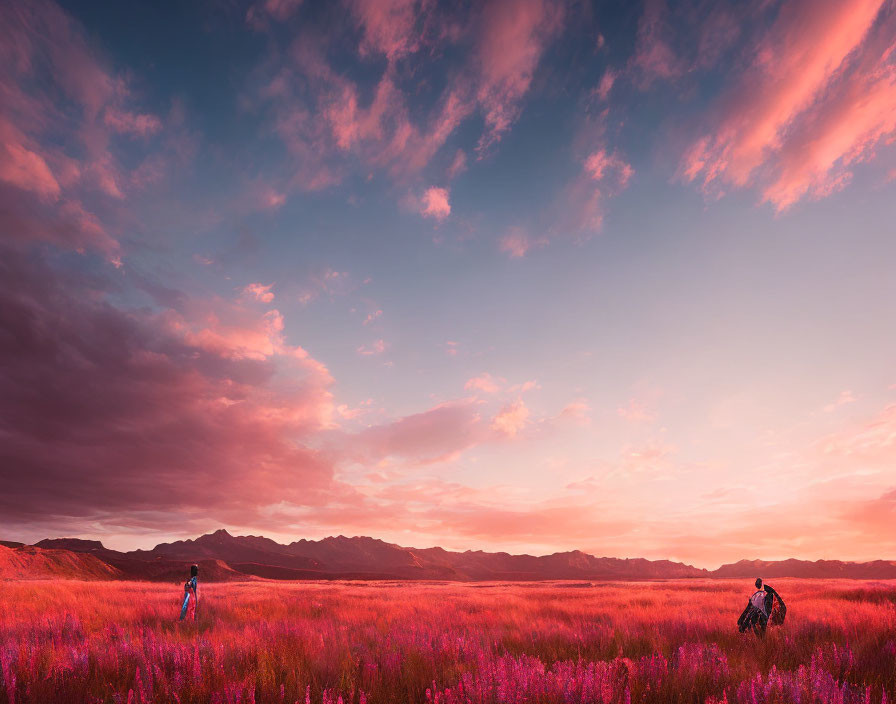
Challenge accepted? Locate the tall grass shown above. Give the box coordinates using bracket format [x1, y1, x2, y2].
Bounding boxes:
[0, 579, 893, 703]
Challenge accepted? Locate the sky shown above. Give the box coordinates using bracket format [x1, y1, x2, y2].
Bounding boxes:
[1, 0, 895, 569]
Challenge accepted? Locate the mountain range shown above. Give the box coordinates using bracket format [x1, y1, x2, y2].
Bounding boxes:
[1, 529, 893, 581]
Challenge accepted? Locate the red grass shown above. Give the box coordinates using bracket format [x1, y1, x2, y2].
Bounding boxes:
[0, 579, 894, 703]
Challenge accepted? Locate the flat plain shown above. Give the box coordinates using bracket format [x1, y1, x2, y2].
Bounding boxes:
[0, 579, 894, 703]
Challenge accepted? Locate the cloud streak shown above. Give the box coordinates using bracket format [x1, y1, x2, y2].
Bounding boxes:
[682, 0, 893, 210]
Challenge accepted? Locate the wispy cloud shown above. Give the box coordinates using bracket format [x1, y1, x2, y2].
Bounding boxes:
[357, 339, 387, 356]
[473, 0, 566, 153]
[681, 0, 892, 210]
[243, 283, 275, 303]
[491, 399, 530, 437]
[465, 373, 504, 394]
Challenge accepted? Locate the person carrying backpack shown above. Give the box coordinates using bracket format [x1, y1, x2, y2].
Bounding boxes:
[179, 564, 199, 621]
[737, 577, 786, 636]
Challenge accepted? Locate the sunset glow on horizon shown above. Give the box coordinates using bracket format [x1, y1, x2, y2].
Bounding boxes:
[1, 0, 895, 569]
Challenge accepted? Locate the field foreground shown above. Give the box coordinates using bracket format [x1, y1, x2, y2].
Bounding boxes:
[0, 579, 894, 704]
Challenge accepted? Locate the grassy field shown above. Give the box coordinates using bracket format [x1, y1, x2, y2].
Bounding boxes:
[0, 579, 894, 703]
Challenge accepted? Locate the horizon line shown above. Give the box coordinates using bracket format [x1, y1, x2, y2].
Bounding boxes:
[12, 528, 895, 572]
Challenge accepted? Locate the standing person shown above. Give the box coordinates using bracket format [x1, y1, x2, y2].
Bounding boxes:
[179, 564, 199, 621]
[738, 577, 770, 636]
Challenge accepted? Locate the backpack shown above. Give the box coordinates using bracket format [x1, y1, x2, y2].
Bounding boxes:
[768, 591, 787, 625]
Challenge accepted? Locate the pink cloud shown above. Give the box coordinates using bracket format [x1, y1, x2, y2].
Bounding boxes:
[682, 0, 891, 210]
[255, 0, 566, 197]
[367, 478, 485, 506]
[265, 38, 474, 190]
[246, 0, 303, 28]
[1, 191, 119, 256]
[628, 2, 760, 91]
[0, 140, 62, 200]
[274, 102, 344, 192]
[499, 231, 530, 258]
[631, 0, 685, 86]
[817, 402, 896, 462]
[464, 373, 503, 394]
[394, 88, 476, 176]
[0, 248, 345, 530]
[324, 71, 399, 152]
[509, 380, 539, 393]
[616, 441, 676, 478]
[420, 186, 451, 219]
[363, 309, 383, 325]
[584, 149, 634, 185]
[172, 308, 302, 364]
[558, 146, 633, 236]
[763, 53, 896, 210]
[158, 290, 332, 376]
[252, 185, 287, 210]
[337, 404, 362, 420]
[243, 283, 275, 303]
[823, 390, 856, 413]
[348, 0, 427, 62]
[617, 399, 656, 423]
[357, 339, 386, 356]
[0, 0, 187, 258]
[294, 268, 355, 306]
[837, 488, 896, 536]
[499, 227, 547, 258]
[474, 0, 566, 153]
[558, 399, 591, 426]
[58, 200, 112, 248]
[593, 69, 617, 102]
[89, 155, 124, 198]
[350, 401, 484, 464]
[447, 149, 467, 179]
[491, 399, 530, 437]
[336, 398, 374, 422]
[103, 108, 162, 137]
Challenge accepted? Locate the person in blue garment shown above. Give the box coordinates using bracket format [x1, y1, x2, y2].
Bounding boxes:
[179, 564, 199, 621]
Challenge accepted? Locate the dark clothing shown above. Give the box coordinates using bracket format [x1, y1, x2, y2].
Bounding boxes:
[737, 602, 768, 636]
[765, 585, 787, 625]
[738, 584, 786, 636]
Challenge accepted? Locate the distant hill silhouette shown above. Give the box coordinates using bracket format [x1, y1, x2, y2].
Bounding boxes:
[0, 544, 121, 580]
[0, 530, 891, 581]
[32, 535, 257, 582]
[135, 530, 711, 580]
[712, 558, 896, 580]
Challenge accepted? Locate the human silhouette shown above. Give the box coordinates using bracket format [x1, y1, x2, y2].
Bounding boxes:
[737, 577, 786, 636]
[179, 564, 199, 621]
